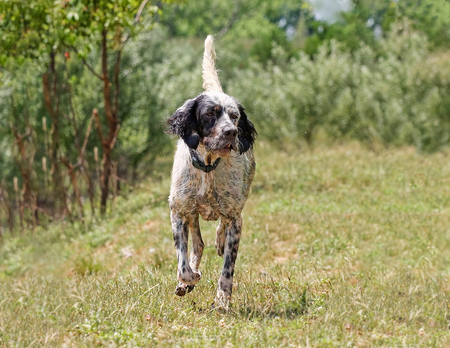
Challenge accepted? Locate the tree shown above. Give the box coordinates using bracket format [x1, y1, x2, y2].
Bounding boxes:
[0, 0, 168, 218]
[54, 0, 164, 214]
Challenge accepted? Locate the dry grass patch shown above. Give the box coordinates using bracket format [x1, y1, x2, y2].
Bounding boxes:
[1, 142, 450, 346]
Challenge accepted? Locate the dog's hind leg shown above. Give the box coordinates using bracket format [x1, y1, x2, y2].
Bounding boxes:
[189, 214, 204, 271]
[215, 219, 226, 257]
[171, 210, 201, 296]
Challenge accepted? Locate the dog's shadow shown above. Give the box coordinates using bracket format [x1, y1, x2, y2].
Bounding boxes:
[192, 290, 309, 320]
[235, 304, 308, 320]
[189, 278, 310, 319]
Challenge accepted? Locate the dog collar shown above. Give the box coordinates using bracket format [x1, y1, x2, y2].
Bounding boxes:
[189, 148, 221, 173]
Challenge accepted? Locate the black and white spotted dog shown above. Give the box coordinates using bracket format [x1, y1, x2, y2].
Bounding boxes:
[167, 35, 257, 308]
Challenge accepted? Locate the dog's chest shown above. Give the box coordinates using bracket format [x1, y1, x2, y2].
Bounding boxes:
[196, 169, 242, 221]
[169, 144, 255, 220]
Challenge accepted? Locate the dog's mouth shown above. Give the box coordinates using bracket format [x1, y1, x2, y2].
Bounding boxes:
[212, 146, 231, 156]
[212, 143, 237, 156]
[203, 137, 238, 157]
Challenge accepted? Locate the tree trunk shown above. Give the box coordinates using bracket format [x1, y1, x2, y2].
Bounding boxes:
[97, 29, 121, 215]
[0, 183, 14, 233]
[61, 157, 84, 219]
[12, 127, 37, 228]
[42, 51, 69, 217]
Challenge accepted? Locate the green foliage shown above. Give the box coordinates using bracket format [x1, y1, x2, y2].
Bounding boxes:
[0, 0, 52, 63]
[303, 12, 376, 56]
[54, 0, 160, 55]
[160, 0, 304, 62]
[228, 20, 450, 152]
[0, 27, 200, 201]
[0, 0, 178, 224]
[116, 28, 202, 176]
[303, 0, 450, 55]
[397, 0, 450, 48]
[0, 60, 45, 191]
[0, 0, 160, 62]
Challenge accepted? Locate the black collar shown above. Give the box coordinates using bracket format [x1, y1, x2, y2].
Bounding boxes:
[189, 148, 221, 173]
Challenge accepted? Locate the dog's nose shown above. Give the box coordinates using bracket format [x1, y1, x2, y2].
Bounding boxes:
[223, 126, 237, 139]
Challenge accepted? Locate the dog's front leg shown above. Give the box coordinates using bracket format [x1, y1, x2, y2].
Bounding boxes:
[215, 215, 242, 308]
[171, 210, 201, 296]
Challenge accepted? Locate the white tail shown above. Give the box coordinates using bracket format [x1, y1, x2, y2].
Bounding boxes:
[202, 35, 223, 93]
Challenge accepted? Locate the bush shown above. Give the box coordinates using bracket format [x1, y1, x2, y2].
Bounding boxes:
[228, 21, 450, 152]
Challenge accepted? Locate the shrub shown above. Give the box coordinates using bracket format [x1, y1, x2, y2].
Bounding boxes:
[228, 21, 450, 152]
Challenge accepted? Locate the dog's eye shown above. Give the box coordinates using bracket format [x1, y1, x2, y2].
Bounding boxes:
[230, 113, 238, 120]
[207, 112, 214, 116]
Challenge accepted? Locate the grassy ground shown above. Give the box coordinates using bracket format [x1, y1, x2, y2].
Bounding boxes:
[1, 142, 450, 347]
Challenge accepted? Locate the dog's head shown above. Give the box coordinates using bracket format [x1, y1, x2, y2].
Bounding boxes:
[168, 91, 257, 156]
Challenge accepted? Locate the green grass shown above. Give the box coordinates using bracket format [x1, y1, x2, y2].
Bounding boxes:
[1, 142, 450, 347]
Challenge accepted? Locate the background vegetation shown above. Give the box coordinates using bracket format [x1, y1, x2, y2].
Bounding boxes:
[1, 0, 450, 230]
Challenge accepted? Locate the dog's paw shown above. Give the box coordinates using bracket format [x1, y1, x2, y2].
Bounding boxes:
[214, 289, 231, 310]
[175, 283, 195, 296]
[177, 269, 202, 285]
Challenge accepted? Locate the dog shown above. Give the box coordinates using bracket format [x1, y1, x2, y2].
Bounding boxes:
[167, 35, 257, 308]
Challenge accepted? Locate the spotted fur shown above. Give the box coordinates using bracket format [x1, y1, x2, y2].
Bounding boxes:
[167, 36, 257, 308]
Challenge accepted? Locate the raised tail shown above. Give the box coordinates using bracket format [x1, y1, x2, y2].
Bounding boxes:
[202, 35, 224, 93]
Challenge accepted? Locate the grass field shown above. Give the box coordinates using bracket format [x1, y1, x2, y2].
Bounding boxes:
[1, 142, 450, 347]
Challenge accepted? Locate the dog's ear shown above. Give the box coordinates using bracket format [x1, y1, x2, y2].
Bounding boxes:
[237, 104, 257, 154]
[167, 96, 202, 149]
